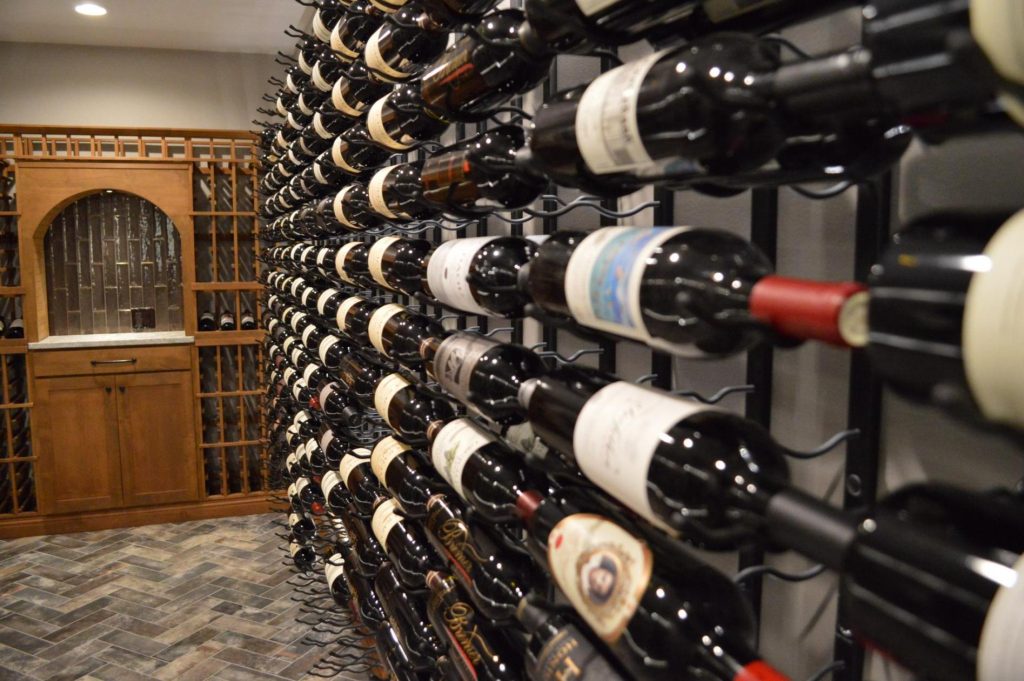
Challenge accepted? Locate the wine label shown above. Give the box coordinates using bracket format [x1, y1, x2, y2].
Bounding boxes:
[292, 379, 307, 401]
[324, 558, 346, 588]
[977, 554, 1024, 681]
[284, 367, 297, 385]
[300, 288, 317, 309]
[276, 130, 288, 148]
[963, 210, 1024, 430]
[367, 98, 411, 151]
[269, 318, 280, 334]
[301, 325, 318, 347]
[337, 296, 366, 331]
[311, 62, 333, 92]
[319, 335, 341, 365]
[430, 418, 494, 497]
[333, 186, 361, 231]
[546, 513, 652, 643]
[433, 333, 497, 404]
[339, 449, 371, 487]
[368, 236, 401, 289]
[371, 498, 404, 546]
[371, 436, 412, 482]
[296, 477, 311, 494]
[331, 137, 361, 175]
[368, 303, 406, 355]
[574, 382, 708, 531]
[368, 165, 405, 219]
[530, 624, 623, 681]
[320, 427, 335, 453]
[333, 78, 363, 115]
[374, 373, 412, 426]
[303, 364, 320, 384]
[564, 227, 688, 352]
[317, 289, 340, 316]
[575, 51, 664, 174]
[286, 451, 299, 470]
[425, 237, 495, 316]
[288, 149, 304, 167]
[295, 411, 310, 424]
[290, 347, 306, 367]
[316, 247, 333, 271]
[364, 27, 407, 82]
[290, 278, 306, 298]
[322, 470, 344, 499]
[289, 512, 303, 528]
[276, 98, 289, 117]
[286, 112, 303, 131]
[971, 0, 1024, 125]
[334, 241, 362, 283]
[287, 482, 297, 499]
[289, 542, 307, 559]
[313, 113, 333, 141]
[312, 9, 332, 42]
[331, 21, 360, 60]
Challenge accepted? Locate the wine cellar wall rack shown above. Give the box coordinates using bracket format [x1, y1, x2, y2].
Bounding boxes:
[0, 125, 270, 530]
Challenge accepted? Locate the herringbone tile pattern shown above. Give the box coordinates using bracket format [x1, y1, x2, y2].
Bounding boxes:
[0, 514, 366, 681]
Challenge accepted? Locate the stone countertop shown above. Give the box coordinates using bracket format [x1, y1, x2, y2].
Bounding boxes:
[28, 331, 195, 350]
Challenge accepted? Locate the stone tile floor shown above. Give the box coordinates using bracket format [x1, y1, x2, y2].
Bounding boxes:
[0, 513, 368, 681]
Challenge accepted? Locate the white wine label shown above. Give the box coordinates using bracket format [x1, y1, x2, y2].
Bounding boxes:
[837, 290, 870, 348]
[299, 50, 314, 74]
[292, 379, 306, 401]
[546, 513, 652, 643]
[324, 558, 346, 587]
[269, 318, 280, 334]
[289, 512, 302, 528]
[290, 278, 306, 298]
[313, 9, 332, 42]
[365, 28, 407, 82]
[575, 50, 664, 174]
[334, 241, 362, 283]
[339, 450, 371, 487]
[331, 137, 361, 175]
[425, 237, 495, 316]
[430, 418, 494, 497]
[371, 436, 412, 482]
[312, 62, 333, 92]
[564, 227, 688, 352]
[316, 248, 333, 269]
[290, 312, 308, 333]
[374, 373, 412, 426]
[333, 78, 363, 115]
[301, 244, 317, 262]
[319, 335, 341, 365]
[276, 129, 288, 148]
[371, 498, 404, 546]
[433, 333, 497, 404]
[963, 210, 1024, 430]
[320, 425, 336, 455]
[367, 98, 411, 151]
[291, 347, 306, 367]
[301, 288, 317, 309]
[286, 451, 299, 470]
[298, 95, 315, 117]
[296, 477, 311, 494]
[289, 542, 306, 558]
[333, 186, 361, 231]
[368, 236, 401, 289]
[337, 296, 366, 331]
[276, 98, 289, 117]
[574, 381, 708, 530]
[971, 0, 1024, 125]
[303, 364, 320, 384]
[368, 165, 405, 219]
[288, 149, 304, 167]
[301, 325, 318, 347]
[313, 113, 333, 140]
[287, 112, 303, 131]
[317, 289, 340, 316]
[572, 0, 617, 16]
[368, 303, 406, 355]
[321, 470, 344, 498]
[288, 482, 297, 498]
[977, 554, 1024, 681]
[295, 411, 310, 424]
[331, 21, 360, 59]
[284, 367, 297, 385]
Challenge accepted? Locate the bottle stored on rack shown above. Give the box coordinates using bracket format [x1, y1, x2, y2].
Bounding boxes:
[366, 162, 438, 222]
[367, 303, 442, 368]
[240, 310, 257, 330]
[339, 448, 387, 516]
[375, 562, 448, 663]
[330, 0, 387, 62]
[363, 4, 449, 84]
[519, 491, 786, 681]
[313, 0, 347, 43]
[338, 353, 386, 407]
[371, 435, 449, 518]
[366, 83, 449, 152]
[517, 598, 628, 681]
[289, 540, 318, 571]
[199, 311, 216, 331]
[367, 236, 433, 295]
[218, 312, 237, 331]
[866, 210, 1024, 432]
[335, 294, 377, 345]
[421, 332, 545, 425]
[371, 497, 445, 589]
[318, 382, 365, 430]
[372, 371, 456, 446]
[526, 227, 867, 358]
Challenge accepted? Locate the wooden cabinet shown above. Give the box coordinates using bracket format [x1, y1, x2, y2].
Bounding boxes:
[34, 347, 198, 515]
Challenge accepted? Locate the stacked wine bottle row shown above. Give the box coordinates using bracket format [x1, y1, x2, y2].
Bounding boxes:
[256, 1, 1024, 681]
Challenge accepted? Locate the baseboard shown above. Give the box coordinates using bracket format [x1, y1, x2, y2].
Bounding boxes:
[0, 495, 274, 539]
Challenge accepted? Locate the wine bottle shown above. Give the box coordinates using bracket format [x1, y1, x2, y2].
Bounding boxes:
[526, 227, 868, 358]
[324, 555, 350, 608]
[341, 542, 388, 625]
[422, 332, 544, 425]
[342, 502, 390, 574]
[518, 366, 796, 546]
[430, 418, 548, 522]
[517, 598, 628, 681]
[289, 540, 318, 572]
[375, 562, 448, 661]
[423, 492, 536, 622]
[368, 303, 442, 368]
[336, 295, 376, 346]
[372, 496, 445, 589]
[321, 469, 350, 514]
[240, 310, 257, 330]
[373, 372, 456, 446]
[519, 491, 787, 681]
[424, 571, 525, 681]
[198, 311, 216, 331]
[329, 240, 374, 287]
[332, 60, 391, 118]
[295, 476, 327, 515]
[331, 123, 393, 176]
[313, 0, 347, 44]
[319, 382, 365, 430]
[366, 83, 449, 151]
[371, 435, 450, 518]
[365, 237, 432, 294]
[419, 126, 547, 216]
[289, 511, 318, 543]
[368, 162, 438, 222]
[319, 429, 348, 470]
[331, 0, 386, 63]
[867, 210, 1024, 432]
[340, 448, 387, 516]
[377, 623, 431, 681]
[338, 353, 385, 407]
[363, 4, 448, 84]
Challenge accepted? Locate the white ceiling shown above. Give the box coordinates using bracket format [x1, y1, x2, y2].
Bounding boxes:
[0, 0, 312, 55]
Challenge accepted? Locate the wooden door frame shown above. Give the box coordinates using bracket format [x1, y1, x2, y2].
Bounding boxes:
[15, 160, 196, 342]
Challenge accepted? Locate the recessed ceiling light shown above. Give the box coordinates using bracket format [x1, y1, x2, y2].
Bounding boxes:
[75, 3, 107, 16]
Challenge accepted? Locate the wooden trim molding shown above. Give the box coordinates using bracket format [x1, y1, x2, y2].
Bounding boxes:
[0, 124, 256, 140]
[0, 495, 273, 539]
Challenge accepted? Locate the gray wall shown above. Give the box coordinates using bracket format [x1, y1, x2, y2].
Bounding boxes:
[0, 42, 276, 130]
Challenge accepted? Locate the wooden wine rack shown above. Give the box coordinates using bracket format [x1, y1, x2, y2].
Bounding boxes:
[0, 125, 268, 531]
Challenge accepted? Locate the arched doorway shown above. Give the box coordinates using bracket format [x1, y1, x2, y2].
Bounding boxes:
[43, 191, 183, 336]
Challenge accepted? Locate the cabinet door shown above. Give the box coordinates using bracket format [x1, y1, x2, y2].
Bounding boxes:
[115, 371, 199, 507]
[35, 375, 122, 514]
